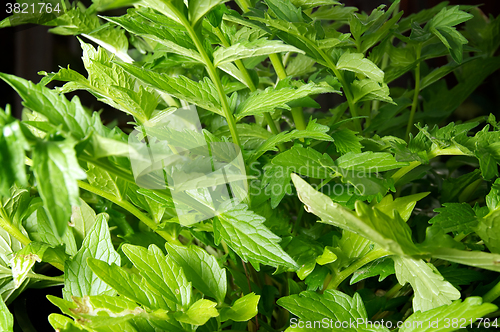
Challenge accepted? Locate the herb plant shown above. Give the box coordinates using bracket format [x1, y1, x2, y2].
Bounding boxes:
[1, 0, 500, 331]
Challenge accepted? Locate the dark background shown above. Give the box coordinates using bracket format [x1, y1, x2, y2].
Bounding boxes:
[0, 0, 499, 330]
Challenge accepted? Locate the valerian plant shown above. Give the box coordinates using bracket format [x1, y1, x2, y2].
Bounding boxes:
[1, 0, 500, 331]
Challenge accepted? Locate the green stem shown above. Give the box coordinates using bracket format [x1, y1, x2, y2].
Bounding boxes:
[385, 283, 403, 299]
[327, 248, 390, 290]
[214, 28, 283, 151]
[26, 272, 64, 283]
[0, 206, 31, 246]
[484, 280, 500, 303]
[406, 44, 422, 141]
[77, 180, 174, 241]
[169, 5, 241, 148]
[269, 53, 287, 80]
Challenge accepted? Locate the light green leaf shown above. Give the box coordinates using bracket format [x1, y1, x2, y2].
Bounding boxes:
[122, 244, 192, 310]
[486, 179, 500, 212]
[189, 0, 225, 25]
[214, 39, 303, 67]
[0, 297, 13, 332]
[83, 24, 133, 63]
[428, 203, 478, 234]
[118, 63, 223, 116]
[33, 139, 87, 237]
[48, 313, 84, 332]
[214, 201, 298, 270]
[374, 192, 430, 222]
[393, 256, 461, 312]
[335, 151, 408, 172]
[70, 199, 98, 248]
[86, 164, 126, 201]
[428, 6, 474, 29]
[476, 210, 500, 254]
[351, 79, 394, 104]
[0, 115, 27, 196]
[426, 246, 500, 273]
[265, 0, 303, 23]
[174, 298, 218, 325]
[330, 128, 362, 155]
[87, 258, 169, 310]
[271, 146, 334, 178]
[292, 174, 421, 256]
[165, 244, 226, 304]
[249, 119, 333, 162]
[400, 297, 497, 332]
[63, 214, 120, 300]
[10, 242, 48, 289]
[278, 290, 389, 332]
[0, 73, 92, 139]
[236, 82, 339, 119]
[219, 293, 260, 322]
[336, 52, 384, 83]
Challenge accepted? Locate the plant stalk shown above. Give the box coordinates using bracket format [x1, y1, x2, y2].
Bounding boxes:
[406, 44, 422, 141]
[484, 280, 500, 303]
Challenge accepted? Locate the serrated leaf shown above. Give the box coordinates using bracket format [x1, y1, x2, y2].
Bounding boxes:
[249, 119, 333, 162]
[122, 244, 192, 309]
[63, 214, 120, 300]
[236, 83, 339, 119]
[214, 39, 303, 67]
[70, 199, 98, 248]
[33, 139, 87, 237]
[335, 151, 408, 172]
[165, 243, 226, 304]
[0, 73, 91, 139]
[336, 52, 384, 83]
[0, 116, 27, 196]
[87, 258, 169, 310]
[375, 192, 430, 222]
[292, 174, 421, 256]
[350, 257, 395, 284]
[487, 178, 500, 212]
[476, 210, 500, 254]
[265, 0, 303, 23]
[272, 146, 334, 179]
[214, 201, 298, 269]
[219, 293, 260, 322]
[118, 63, 223, 116]
[428, 6, 474, 29]
[351, 79, 394, 104]
[174, 298, 218, 325]
[331, 128, 362, 155]
[393, 256, 460, 312]
[400, 297, 497, 332]
[278, 290, 389, 332]
[429, 203, 478, 234]
[10, 242, 47, 289]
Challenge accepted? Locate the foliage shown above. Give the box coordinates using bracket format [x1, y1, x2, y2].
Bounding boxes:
[1, 0, 500, 331]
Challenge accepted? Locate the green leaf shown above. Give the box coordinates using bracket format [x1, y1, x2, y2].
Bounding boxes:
[265, 0, 304, 23]
[219, 293, 260, 322]
[235, 82, 339, 119]
[69, 199, 98, 248]
[10, 242, 50, 289]
[400, 297, 497, 332]
[0, 115, 27, 196]
[278, 290, 389, 332]
[0, 297, 13, 332]
[486, 178, 500, 212]
[272, 146, 334, 179]
[86, 164, 126, 201]
[63, 214, 120, 300]
[393, 256, 460, 312]
[374, 192, 430, 222]
[0, 73, 91, 139]
[174, 298, 218, 325]
[350, 257, 395, 284]
[165, 243, 226, 304]
[351, 79, 394, 104]
[425, 246, 500, 273]
[189, 0, 224, 25]
[32, 139, 87, 237]
[118, 63, 223, 116]
[214, 201, 298, 270]
[428, 203, 478, 234]
[87, 258, 169, 310]
[428, 6, 474, 29]
[214, 39, 303, 67]
[292, 174, 421, 256]
[122, 244, 192, 310]
[335, 152, 408, 172]
[476, 210, 500, 254]
[336, 52, 384, 82]
[248, 119, 333, 162]
[330, 128, 362, 155]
